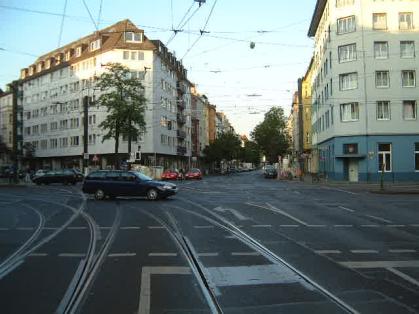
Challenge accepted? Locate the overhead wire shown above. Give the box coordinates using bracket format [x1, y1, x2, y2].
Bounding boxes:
[57, 0, 68, 47]
[97, 0, 103, 27]
[81, 0, 98, 30]
[165, 1, 198, 46]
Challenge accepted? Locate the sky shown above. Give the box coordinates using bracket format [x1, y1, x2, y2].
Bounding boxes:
[0, 0, 316, 136]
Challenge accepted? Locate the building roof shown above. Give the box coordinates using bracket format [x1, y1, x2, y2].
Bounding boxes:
[307, 0, 327, 37]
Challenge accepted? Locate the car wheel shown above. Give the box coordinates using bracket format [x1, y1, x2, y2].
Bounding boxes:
[147, 188, 159, 201]
[94, 189, 106, 200]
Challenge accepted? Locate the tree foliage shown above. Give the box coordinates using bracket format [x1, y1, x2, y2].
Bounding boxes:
[251, 107, 290, 163]
[97, 63, 147, 167]
[203, 132, 241, 163]
[240, 140, 261, 165]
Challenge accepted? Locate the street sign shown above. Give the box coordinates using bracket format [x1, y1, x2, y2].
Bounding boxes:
[92, 154, 99, 162]
[83, 153, 89, 160]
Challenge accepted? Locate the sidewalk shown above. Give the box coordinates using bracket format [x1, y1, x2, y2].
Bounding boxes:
[0, 178, 31, 188]
[286, 174, 419, 195]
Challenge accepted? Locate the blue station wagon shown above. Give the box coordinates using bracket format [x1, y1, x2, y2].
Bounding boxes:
[82, 170, 177, 200]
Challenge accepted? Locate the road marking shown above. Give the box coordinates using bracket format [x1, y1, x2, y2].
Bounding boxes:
[246, 202, 309, 226]
[197, 252, 219, 257]
[99, 226, 112, 230]
[193, 225, 214, 229]
[67, 226, 87, 230]
[120, 226, 141, 230]
[29, 253, 48, 257]
[251, 225, 272, 228]
[213, 206, 249, 221]
[338, 206, 355, 212]
[138, 266, 191, 314]
[307, 225, 326, 228]
[388, 249, 416, 253]
[340, 260, 419, 268]
[279, 224, 299, 227]
[224, 235, 236, 239]
[315, 250, 342, 254]
[148, 253, 177, 257]
[58, 253, 86, 257]
[108, 253, 137, 257]
[387, 267, 419, 288]
[148, 226, 165, 229]
[0, 228, 9, 231]
[231, 252, 260, 256]
[361, 224, 379, 228]
[327, 188, 358, 195]
[334, 225, 353, 228]
[43, 227, 59, 230]
[365, 214, 393, 224]
[410, 224, 419, 227]
[387, 225, 405, 228]
[350, 250, 379, 254]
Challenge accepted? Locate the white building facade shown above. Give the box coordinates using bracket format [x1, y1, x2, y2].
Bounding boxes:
[308, 0, 419, 182]
[19, 20, 192, 170]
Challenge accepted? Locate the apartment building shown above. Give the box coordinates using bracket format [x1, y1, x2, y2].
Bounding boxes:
[19, 19, 192, 170]
[190, 84, 209, 163]
[308, 0, 419, 182]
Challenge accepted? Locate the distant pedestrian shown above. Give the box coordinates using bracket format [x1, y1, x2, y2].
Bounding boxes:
[25, 168, 31, 183]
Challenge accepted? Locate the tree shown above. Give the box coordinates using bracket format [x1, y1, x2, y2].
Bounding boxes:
[251, 107, 290, 163]
[203, 132, 241, 164]
[97, 63, 147, 168]
[240, 140, 261, 166]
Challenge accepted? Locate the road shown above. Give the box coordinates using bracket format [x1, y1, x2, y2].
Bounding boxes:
[0, 171, 419, 313]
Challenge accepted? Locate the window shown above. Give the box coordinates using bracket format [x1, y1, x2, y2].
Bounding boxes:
[40, 140, 47, 150]
[376, 101, 390, 120]
[339, 72, 358, 90]
[415, 143, 419, 171]
[123, 51, 129, 60]
[65, 51, 71, 61]
[41, 124, 48, 133]
[75, 47, 82, 57]
[343, 143, 358, 154]
[32, 125, 39, 135]
[403, 101, 417, 120]
[402, 70, 416, 87]
[125, 32, 142, 42]
[336, 0, 354, 8]
[24, 127, 31, 136]
[60, 137, 68, 147]
[88, 134, 96, 145]
[60, 119, 68, 129]
[374, 41, 388, 59]
[373, 13, 387, 30]
[137, 51, 144, 60]
[337, 16, 356, 34]
[399, 12, 413, 30]
[89, 115, 96, 125]
[375, 71, 390, 88]
[338, 43, 357, 62]
[340, 103, 359, 121]
[161, 134, 168, 145]
[70, 136, 79, 146]
[401, 41, 415, 58]
[70, 118, 79, 128]
[131, 51, 137, 60]
[90, 39, 101, 51]
[50, 122, 58, 131]
[49, 138, 58, 149]
[378, 143, 391, 172]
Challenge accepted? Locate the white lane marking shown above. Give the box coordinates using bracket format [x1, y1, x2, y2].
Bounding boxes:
[138, 267, 191, 314]
[193, 225, 214, 229]
[350, 250, 379, 254]
[388, 249, 416, 253]
[251, 225, 272, 228]
[108, 253, 137, 257]
[58, 253, 86, 257]
[327, 188, 357, 195]
[120, 226, 141, 230]
[43, 227, 59, 230]
[148, 253, 177, 257]
[341, 260, 419, 268]
[246, 202, 309, 226]
[67, 226, 87, 230]
[365, 214, 393, 224]
[231, 252, 260, 256]
[148, 226, 165, 229]
[307, 225, 326, 228]
[387, 267, 419, 288]
[361, 224, 379, 228]
[197, 252, 219, 257]
[279, 225, 299, 227]
[315, 250, 342, 254]
[387, 225, 405, 228]
[224, 235, 236, 239]
[29, 253, 48, 257]
[334, 225, 353, 228]
[410, 224, 419, 227]
[0, 228, 9, 231]
[99, 226, 112, 230]
[213, 206, 249, 221]
[338, 206, 355, 212]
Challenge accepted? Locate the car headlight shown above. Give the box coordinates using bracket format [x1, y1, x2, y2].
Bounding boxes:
[158, 185, 172, 190]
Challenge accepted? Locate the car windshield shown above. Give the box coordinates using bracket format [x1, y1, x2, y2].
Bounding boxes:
[133, 172, 152, 181]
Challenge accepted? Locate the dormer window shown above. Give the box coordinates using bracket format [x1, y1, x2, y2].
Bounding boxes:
[75, 46, 82, 57]
[45, 59, 51, 69]
[37, 62, 43, 72]
[65, 50, 72, 61]
[125, 32, 142, 43]
[28, 66, 34, 76]
[21, 69, 28, 79]
[90, 39, 101, 51]
[56, 54, 63, 65]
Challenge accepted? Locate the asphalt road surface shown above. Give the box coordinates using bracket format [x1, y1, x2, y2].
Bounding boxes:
[1, 171, 419, 313]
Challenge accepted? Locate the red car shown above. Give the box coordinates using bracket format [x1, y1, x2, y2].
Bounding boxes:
[161, 169, 182, 181]
[185, 168, 202, 180]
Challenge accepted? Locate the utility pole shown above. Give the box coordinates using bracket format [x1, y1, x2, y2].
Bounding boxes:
[83, 96, 89, 175]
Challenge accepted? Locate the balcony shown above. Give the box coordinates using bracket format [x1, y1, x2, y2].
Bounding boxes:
[177, 113, 186, 124]
[177, 100, 185, 109]
[177, 130, 186, 139]
[176, 81, 186, 94]
[177, 146, 187, 155]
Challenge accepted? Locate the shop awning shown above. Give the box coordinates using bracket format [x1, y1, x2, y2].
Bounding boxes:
[335, 154, 366, 159]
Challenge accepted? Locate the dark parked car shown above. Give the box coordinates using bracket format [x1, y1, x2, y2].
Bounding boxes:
[82, 170, 177, 200]
[264, 165, 277, 179]
[32, 169, 79, 185]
